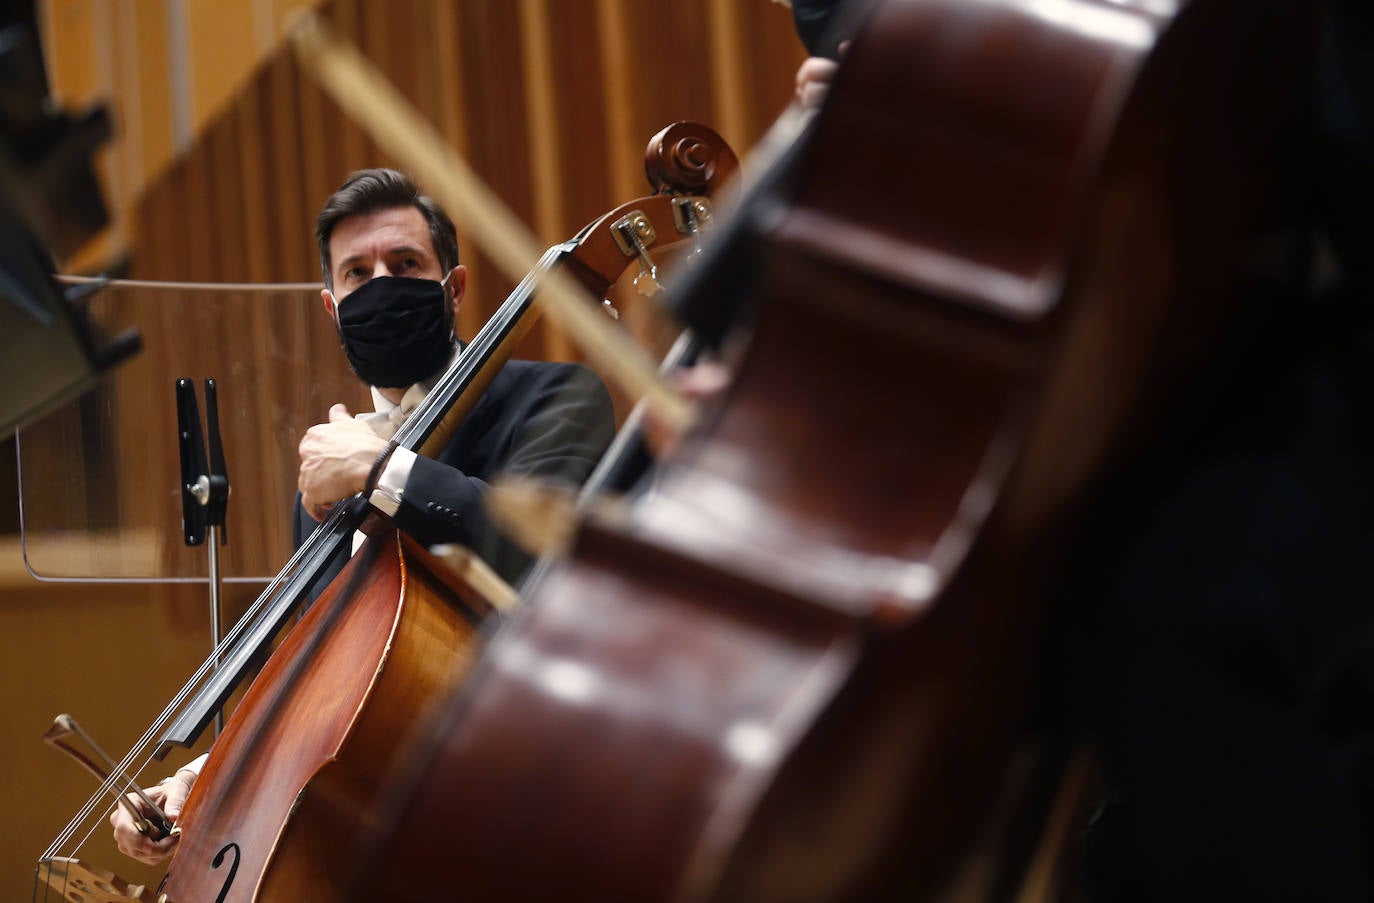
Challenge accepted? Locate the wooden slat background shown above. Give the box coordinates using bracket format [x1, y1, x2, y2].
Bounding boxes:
[129, 0, 804, 313]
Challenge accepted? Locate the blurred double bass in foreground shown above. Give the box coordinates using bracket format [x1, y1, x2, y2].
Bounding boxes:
[338, 0, 1320, 899]
[37, 0, 1321, 897]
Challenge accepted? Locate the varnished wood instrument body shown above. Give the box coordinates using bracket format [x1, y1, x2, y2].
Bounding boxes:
[160, 531, 488, 902]
[355, 0, 1317, 899]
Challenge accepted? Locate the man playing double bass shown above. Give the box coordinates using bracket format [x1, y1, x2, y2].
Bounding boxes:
[110, 167, 615, 865]
[296, 167, 614, 584]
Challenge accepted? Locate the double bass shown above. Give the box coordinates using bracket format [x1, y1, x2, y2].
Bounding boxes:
[337, 0, 1320, 899]
[36, 122, 738, 903]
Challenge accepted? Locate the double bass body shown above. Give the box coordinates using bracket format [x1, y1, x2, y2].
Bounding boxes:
[162, 532, 488, 902]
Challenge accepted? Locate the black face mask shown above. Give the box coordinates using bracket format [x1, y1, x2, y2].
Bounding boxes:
[334, 275, 454, 388]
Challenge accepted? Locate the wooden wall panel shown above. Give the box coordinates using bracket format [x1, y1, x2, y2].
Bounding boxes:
[128, 0, 804, 305]
[39, 0, 330, 272]
[266, 54, 311, 281]
[185, 0, 260, 133]
[235, 89, 274, 283]
[454, 1, 538, 324]
[546, 3, 613, 233]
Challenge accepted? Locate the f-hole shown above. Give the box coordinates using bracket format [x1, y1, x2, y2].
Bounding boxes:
[212, 841, 241, 903]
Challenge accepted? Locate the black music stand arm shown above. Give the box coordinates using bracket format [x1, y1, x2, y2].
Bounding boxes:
[174, 378, 231, 735]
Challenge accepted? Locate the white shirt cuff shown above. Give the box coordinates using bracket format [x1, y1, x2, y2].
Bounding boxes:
[181, 752, 209, 776]
[368, 445, 416, 516]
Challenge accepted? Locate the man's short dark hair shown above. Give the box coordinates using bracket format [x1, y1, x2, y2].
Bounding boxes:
[315, 168, 460, 289]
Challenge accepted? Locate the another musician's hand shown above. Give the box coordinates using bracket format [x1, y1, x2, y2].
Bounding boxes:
[109, 772, 192, 865]
[794, 43, 848, 111]
[298, 404, 388, 521]
[643, 361, 733, 459]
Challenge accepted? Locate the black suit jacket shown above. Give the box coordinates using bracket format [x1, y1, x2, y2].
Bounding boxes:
[293, 359, 615, 590]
